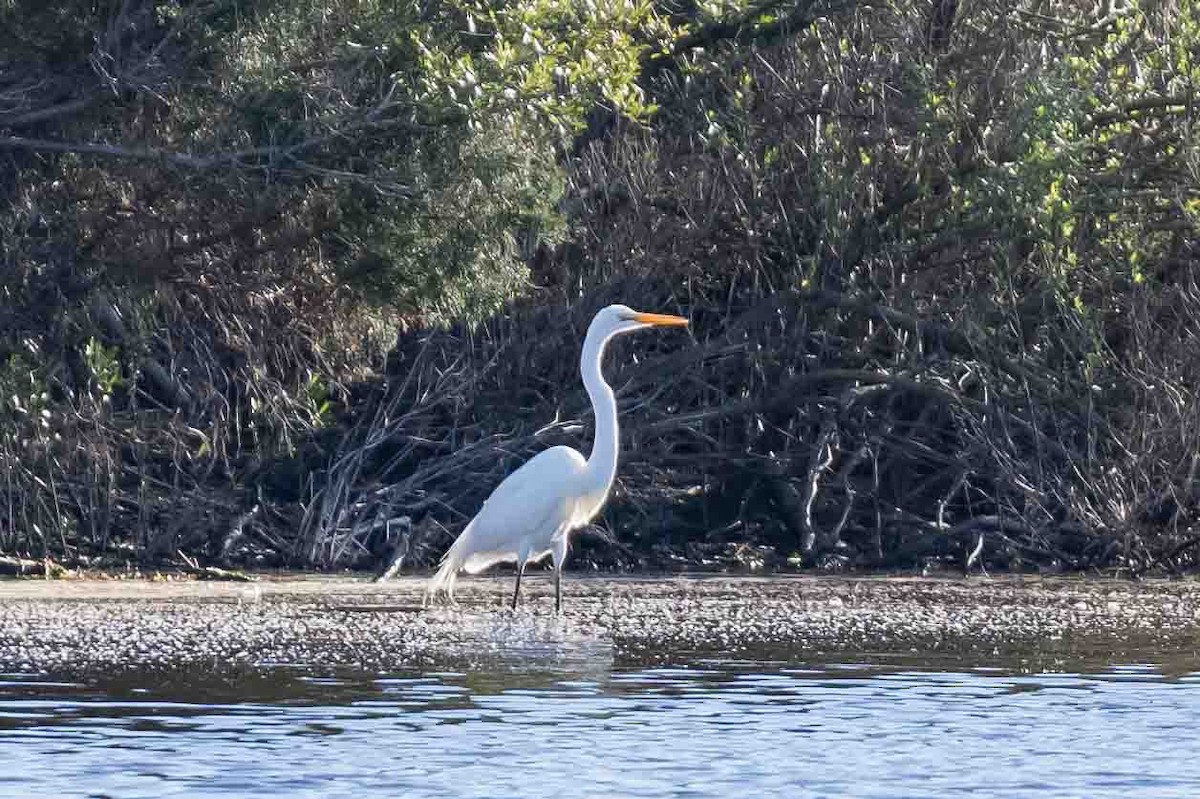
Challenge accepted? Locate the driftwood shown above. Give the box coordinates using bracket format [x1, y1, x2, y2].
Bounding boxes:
[174, 551, 255, 582]
[0, 556, 68, 578]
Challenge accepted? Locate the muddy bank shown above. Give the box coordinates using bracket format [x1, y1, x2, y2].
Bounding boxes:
[0, 575, 1198, 680]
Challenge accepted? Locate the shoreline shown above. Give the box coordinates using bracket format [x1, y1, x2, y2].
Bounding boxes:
[0, 574, 1198, 681]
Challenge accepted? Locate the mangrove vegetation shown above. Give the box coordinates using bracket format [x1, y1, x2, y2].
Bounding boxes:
[2, 0, 1200, 575]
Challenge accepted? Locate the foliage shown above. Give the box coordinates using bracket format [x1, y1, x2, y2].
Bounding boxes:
[543, 0, 1200, 571]
[4, 0, 1200, 573]
[0, 0, 672, 563]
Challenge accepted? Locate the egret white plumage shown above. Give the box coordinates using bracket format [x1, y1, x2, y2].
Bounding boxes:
[426, 304, 689, 611]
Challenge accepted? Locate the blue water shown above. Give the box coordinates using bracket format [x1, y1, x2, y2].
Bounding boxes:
[2, 658, 1199, 798]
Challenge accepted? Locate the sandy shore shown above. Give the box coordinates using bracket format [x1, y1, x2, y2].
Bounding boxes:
[1, 574, 1198, 678]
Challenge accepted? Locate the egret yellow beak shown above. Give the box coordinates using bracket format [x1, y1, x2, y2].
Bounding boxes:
[633, 311, 689, 327]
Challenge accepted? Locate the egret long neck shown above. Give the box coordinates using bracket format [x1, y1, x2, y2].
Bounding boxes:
[580, 327, 619, 492]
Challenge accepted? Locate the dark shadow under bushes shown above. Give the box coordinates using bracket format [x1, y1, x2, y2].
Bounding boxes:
[306, 274, 1200, 576]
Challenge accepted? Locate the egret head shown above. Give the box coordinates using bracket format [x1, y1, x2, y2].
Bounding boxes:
[591, 304, 689, 338]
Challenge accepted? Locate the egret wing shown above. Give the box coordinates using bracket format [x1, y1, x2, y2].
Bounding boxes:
[457, 446, 587, 573]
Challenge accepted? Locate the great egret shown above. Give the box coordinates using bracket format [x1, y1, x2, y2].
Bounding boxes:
[426, 304, 688, 611]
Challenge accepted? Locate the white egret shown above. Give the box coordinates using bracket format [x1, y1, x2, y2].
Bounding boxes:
[426, 304, 689, 611]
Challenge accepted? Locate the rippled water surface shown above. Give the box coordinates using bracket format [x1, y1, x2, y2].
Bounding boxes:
[3, 643, 1200, 799]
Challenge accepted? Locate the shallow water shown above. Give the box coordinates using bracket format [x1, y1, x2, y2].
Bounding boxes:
[3, 645, 1200, 798]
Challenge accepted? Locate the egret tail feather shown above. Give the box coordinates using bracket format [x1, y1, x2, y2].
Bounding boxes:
[426, 520, 476, 605]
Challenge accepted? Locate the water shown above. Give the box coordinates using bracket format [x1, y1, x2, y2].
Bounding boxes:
[3, 653, 1200, 798]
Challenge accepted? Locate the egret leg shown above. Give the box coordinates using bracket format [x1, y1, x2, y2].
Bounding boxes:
[511, 561, 526, 610]
[551, 534, 569, 614]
